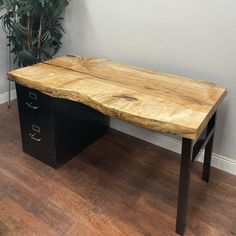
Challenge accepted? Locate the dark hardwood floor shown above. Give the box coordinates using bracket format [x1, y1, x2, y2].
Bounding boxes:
[0, 101, 235, 236]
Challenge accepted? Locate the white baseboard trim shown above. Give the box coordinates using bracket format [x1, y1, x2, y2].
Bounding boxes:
[111, 119, 236, 175]
[0, 89, 16, 105]
[0, 91, 235, 175]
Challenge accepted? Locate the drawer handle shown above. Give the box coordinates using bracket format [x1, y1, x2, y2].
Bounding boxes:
[29, 133, 42, 142]
[26, 102, 39, 110]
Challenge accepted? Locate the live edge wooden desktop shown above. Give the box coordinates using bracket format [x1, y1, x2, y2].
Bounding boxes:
[8, 55, 227, 235]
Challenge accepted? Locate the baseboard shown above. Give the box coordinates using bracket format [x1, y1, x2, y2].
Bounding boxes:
[111, 119, 236, 175]
[1, 91, 235, 175]
[0, 89, 16, 105]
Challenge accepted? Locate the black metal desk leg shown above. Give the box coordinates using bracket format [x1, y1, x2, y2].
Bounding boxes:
[176, 138, 193, 235]
[202, 134, 214, 182]
[202, 113, 216, 182]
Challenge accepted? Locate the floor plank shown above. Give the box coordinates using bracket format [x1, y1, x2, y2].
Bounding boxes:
[0, 101, 235, 236]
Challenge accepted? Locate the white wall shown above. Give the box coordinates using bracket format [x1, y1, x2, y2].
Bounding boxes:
[60, 0, 236, 162]
[0, 27, 9, 94]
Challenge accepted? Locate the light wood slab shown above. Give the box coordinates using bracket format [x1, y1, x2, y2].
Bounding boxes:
[8, 55, 227, 139]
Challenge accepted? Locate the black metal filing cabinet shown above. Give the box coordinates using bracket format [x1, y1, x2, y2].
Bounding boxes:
[16, 83, 109, 168]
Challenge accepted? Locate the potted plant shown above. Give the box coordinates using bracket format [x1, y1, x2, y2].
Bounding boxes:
[0, 0, 70, 67]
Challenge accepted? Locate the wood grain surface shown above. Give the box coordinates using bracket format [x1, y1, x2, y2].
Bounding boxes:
[8, 55, 227, 139]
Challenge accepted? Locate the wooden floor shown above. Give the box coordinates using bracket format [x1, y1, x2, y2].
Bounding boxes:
[0, 102, 235, 236]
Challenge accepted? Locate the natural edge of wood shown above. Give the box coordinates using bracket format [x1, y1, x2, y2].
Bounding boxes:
[8, 73, 201, 139]
[7, 60, 227, 141]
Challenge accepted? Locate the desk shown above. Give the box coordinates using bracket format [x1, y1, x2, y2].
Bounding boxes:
[8, 55, 227, 235]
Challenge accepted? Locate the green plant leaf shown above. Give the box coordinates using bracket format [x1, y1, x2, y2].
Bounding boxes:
[0, 0, 70, 67]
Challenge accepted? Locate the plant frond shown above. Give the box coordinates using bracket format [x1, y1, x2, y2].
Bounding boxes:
[0, 0, 70, 67]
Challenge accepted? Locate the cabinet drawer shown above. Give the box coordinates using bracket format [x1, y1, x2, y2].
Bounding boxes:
[20, 115, 54, 152]
[16, 83, 51, 120]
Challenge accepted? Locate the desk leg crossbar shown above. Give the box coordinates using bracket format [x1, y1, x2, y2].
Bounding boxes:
[175, 112, 216, 235]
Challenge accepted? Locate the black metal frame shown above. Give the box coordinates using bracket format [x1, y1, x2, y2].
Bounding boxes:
[175, 112, 217, 235]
